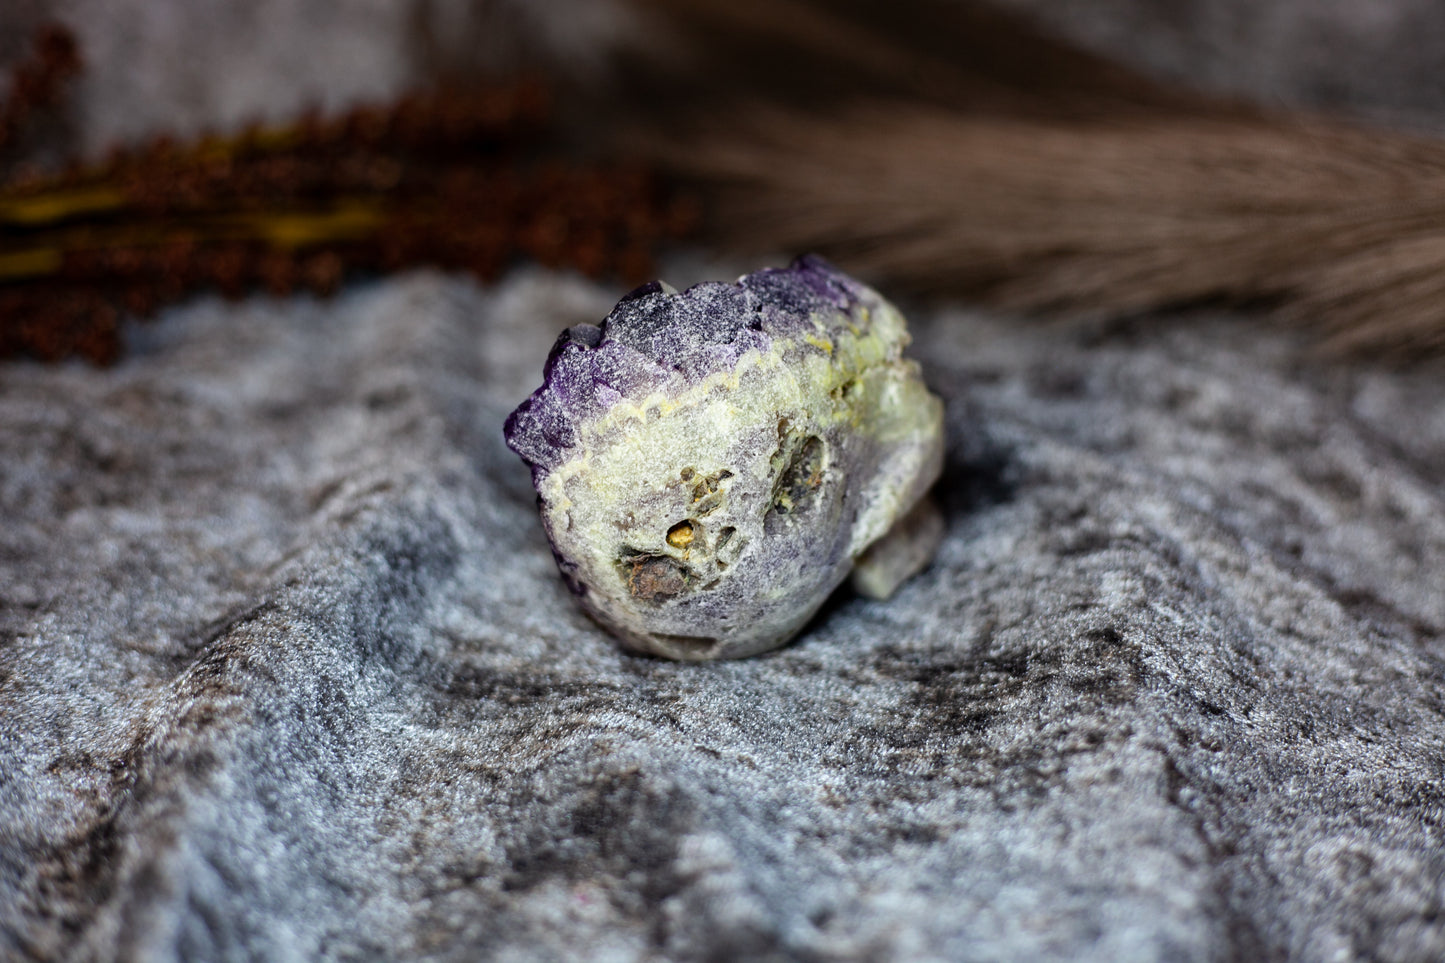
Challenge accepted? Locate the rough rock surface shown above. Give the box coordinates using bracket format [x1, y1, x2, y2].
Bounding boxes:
[2, 266, 1443, 961]
[506, 258, 944, 660]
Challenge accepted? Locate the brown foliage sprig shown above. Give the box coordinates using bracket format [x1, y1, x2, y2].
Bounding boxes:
[0, 23, 80, 156]
[0, 78, 696, 364]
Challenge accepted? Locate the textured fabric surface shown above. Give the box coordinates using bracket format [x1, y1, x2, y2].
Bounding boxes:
[3, 2, 1445, 960]
[3, 271, 1443, 961]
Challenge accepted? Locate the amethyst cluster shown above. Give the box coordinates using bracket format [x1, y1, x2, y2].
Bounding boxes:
[505, 256, 944, 660]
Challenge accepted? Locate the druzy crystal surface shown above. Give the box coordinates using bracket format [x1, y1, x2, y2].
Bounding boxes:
[505, 255, 944, 660]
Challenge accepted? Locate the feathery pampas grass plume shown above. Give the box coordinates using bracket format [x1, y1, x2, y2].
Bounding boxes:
[616, 0, 1445, 358]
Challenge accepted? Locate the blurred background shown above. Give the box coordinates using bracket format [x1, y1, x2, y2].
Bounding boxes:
[6, 0, 1445, 145]
[6, 0, 1445, 361]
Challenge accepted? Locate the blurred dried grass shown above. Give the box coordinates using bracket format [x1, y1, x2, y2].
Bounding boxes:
[613, 0, 1445, 357]
[9, 0, 1445, 361]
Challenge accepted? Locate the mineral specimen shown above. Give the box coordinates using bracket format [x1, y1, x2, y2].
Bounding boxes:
[504, 255, 944, 660]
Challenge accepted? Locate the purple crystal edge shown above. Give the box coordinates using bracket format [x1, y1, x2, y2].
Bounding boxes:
[503, 255, 868, 475]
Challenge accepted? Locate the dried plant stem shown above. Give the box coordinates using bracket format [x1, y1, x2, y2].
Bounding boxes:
[623, 0, 1445, 358]
[0, 23, 80, 156]
[663, 105, 1445, 357]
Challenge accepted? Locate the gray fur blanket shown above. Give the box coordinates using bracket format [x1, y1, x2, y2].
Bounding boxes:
[2, 2, 1443, 960]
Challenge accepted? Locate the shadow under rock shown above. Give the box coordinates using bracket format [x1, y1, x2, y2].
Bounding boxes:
[934, 401, 1020, 522]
